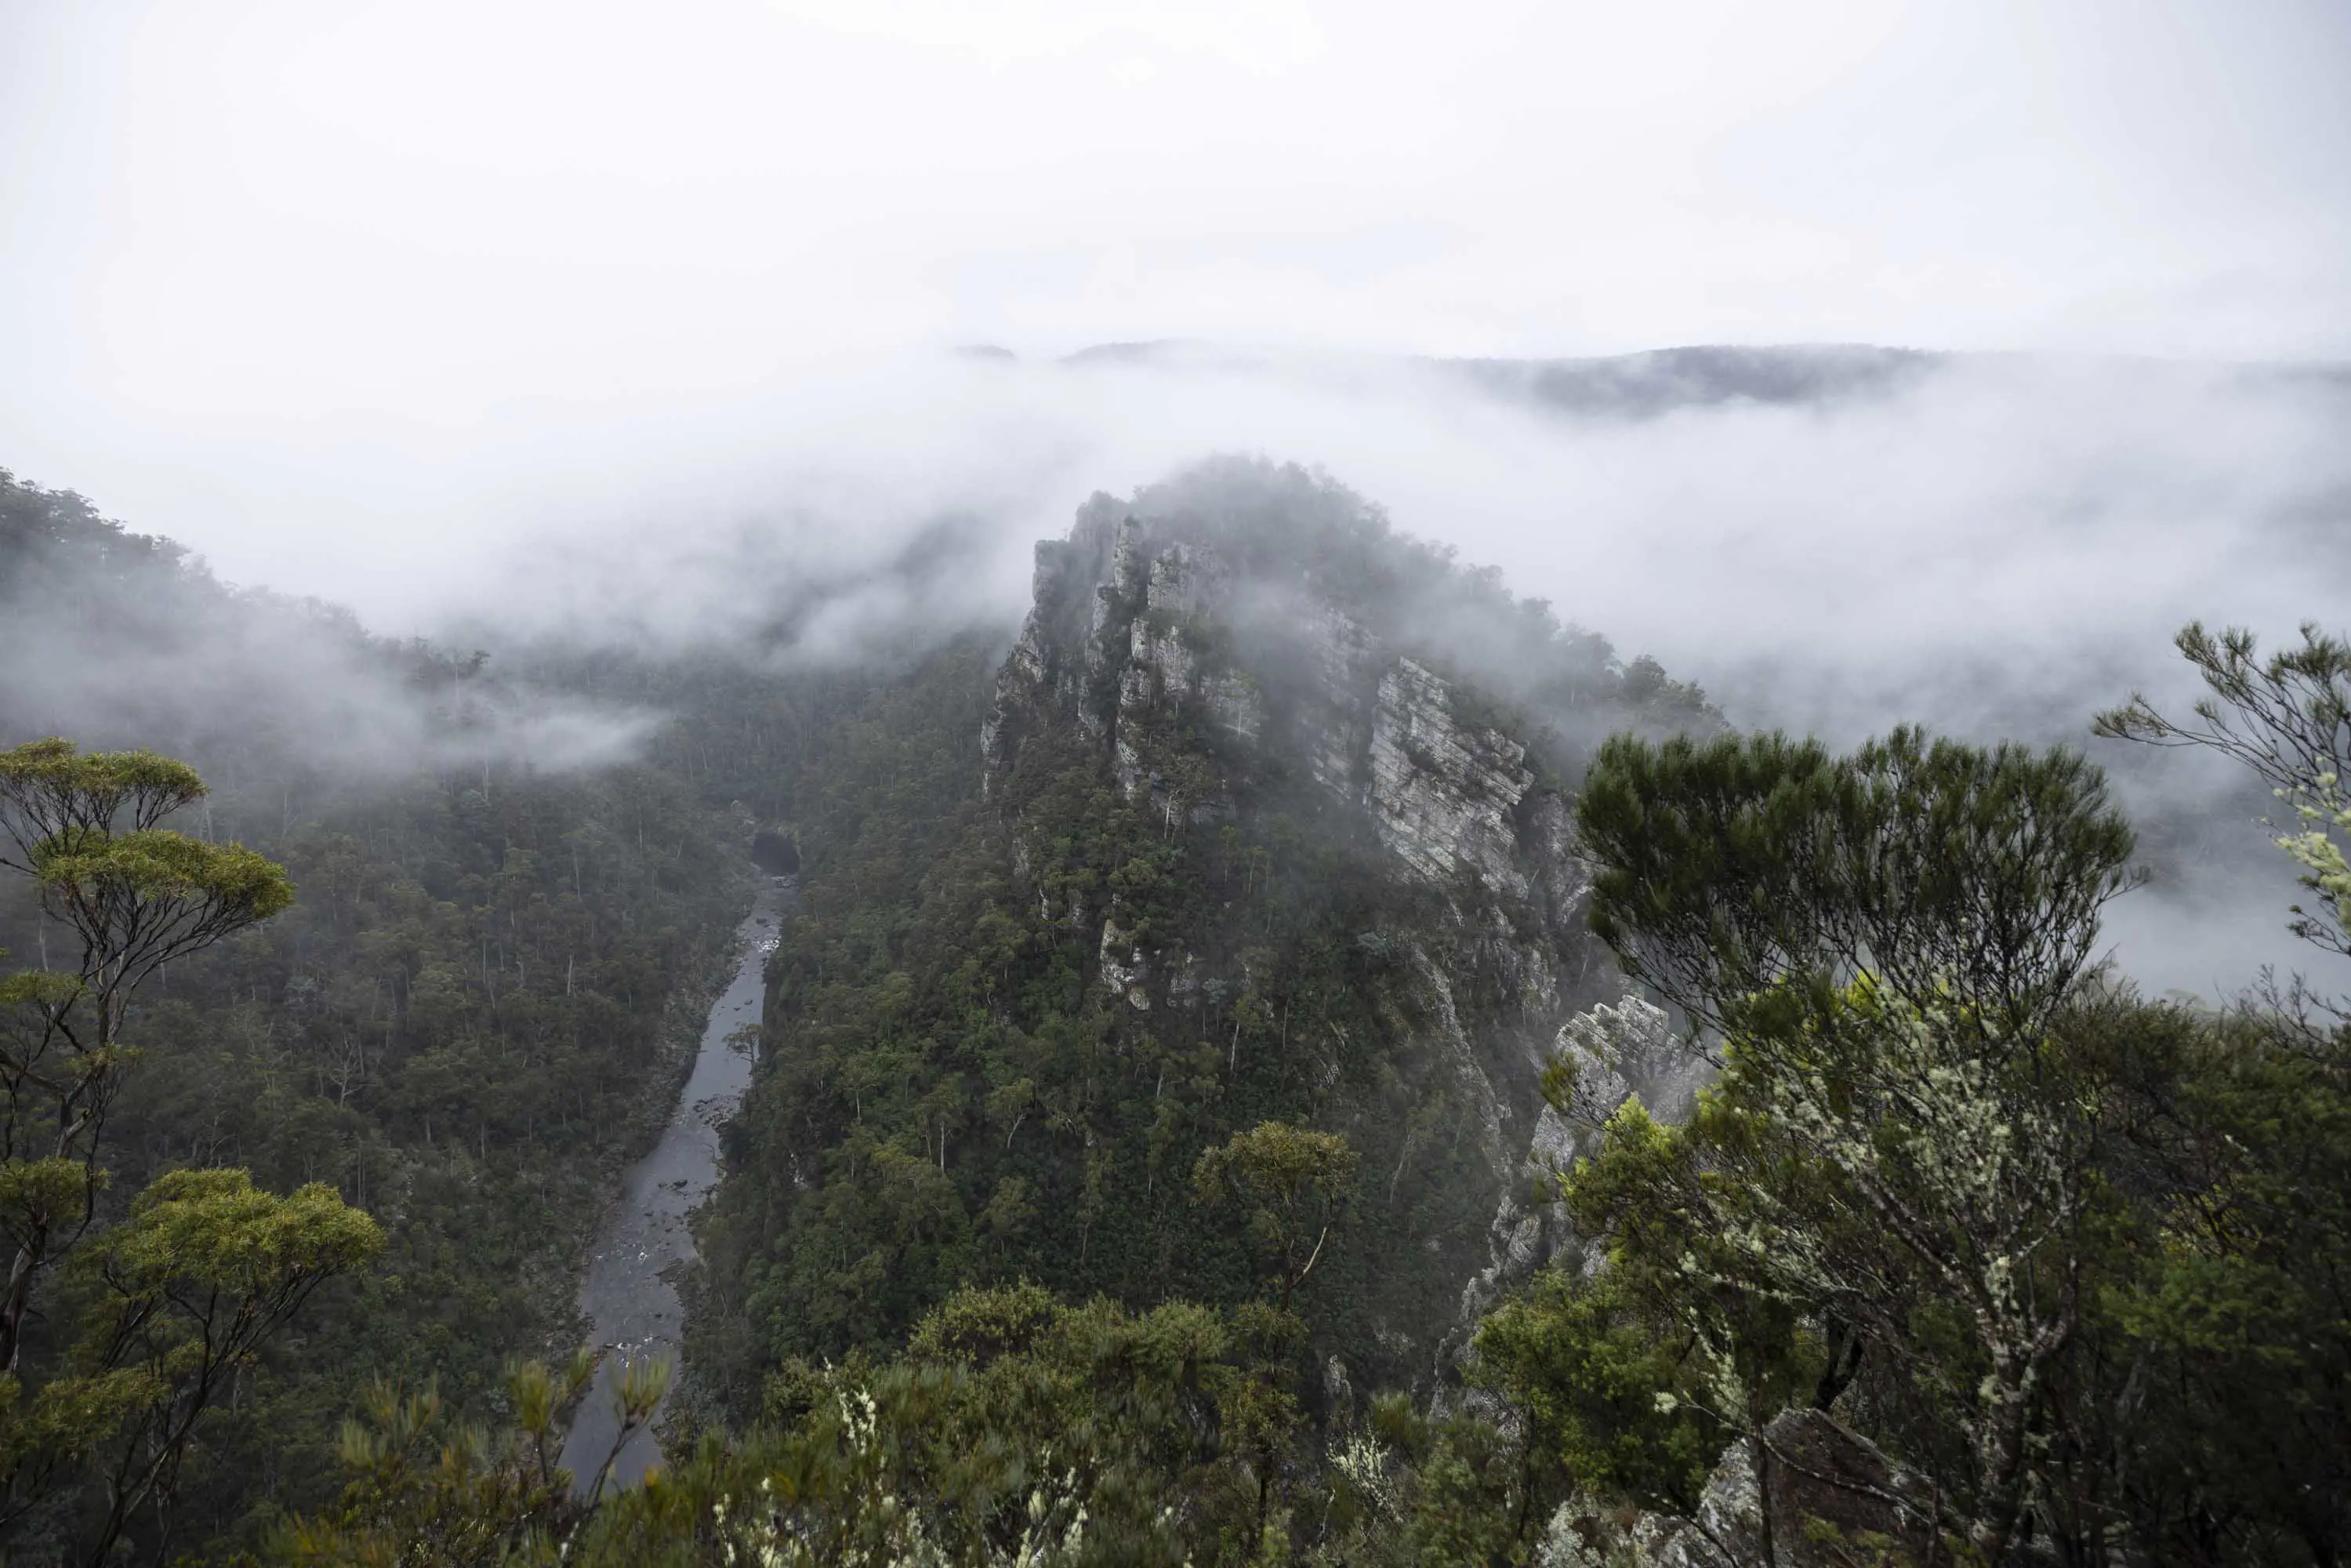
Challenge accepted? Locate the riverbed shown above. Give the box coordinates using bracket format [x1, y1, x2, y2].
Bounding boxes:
[557, 874, 792, 1494]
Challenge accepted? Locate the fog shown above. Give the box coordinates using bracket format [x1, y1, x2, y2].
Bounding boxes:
[7, 346, 2342, 993]
[22, 347, 2346, 686]
[92, 345, 2345, 734]
[0, 536, 662, 787]
[3, 1, 2347, 996]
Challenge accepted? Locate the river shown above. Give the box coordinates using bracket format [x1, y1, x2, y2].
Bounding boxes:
[557, 873, 791, 1495]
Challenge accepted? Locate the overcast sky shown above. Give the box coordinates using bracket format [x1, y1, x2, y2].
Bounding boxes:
[1, 0, 2346, 633]
[5, 0, 2349, 431]
[3, 2, 2343, 993]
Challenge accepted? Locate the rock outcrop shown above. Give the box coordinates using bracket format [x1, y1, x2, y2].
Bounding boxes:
[1366, 659, 1535, 889]
[1538, 1406, 1943, 1568]
[1446, 997, 1710, 1364]
[985, 501, 1593, 929]
[981, 485, 1650, 1381]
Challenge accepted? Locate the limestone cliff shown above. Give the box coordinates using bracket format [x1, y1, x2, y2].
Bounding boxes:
[978, 467, 1702, 1383]
[1442, 997, 1711, 1376]
[984, 500, 1592, 935]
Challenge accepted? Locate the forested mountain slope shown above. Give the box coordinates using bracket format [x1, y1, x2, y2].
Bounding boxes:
[9, 457, 2346, 1567]
[688, 459, 1717, 1403]
[0, 472, 754, 1555]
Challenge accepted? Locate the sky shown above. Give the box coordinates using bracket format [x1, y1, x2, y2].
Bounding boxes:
[2, 0, 2346, 993]
[0, 0, 2345, 603]
[4, 0, 2349, 430]
[2, 0, 2344, 674]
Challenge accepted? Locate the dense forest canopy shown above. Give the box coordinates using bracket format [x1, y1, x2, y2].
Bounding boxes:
[0, 471, 773, 1558]
[0, 461, 2345, 1566]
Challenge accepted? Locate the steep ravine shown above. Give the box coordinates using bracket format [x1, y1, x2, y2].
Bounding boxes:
[558, 876, 793, 1493]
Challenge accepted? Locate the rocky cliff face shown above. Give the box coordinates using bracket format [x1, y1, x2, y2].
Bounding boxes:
[985, 501, 1590, 929]
[981, 484, 1683, 1381]
[1537, 1404, 1942, 1568]
[1443, 997, 1711, 1373]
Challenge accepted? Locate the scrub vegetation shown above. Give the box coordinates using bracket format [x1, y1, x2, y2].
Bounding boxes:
[2, 464, 2344, 1565]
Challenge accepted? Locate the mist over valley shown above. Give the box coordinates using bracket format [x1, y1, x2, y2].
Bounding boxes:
[13, 342, 2336, 993]
[3, 3, 2347, 1562]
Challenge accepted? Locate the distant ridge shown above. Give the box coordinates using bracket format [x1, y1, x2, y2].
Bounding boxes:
[1050, 338, 1943, 416]
[1058, 339, 1219, 367]
[1031, 338, 2349, 419]
[1444, 343, 1943, 416]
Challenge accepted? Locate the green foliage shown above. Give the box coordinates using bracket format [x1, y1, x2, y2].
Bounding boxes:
[0, 739, 207, 843]
[276, 1356, 596, 1566]
[688, 653, 1532, 1404]
[58, 1171, 383, 1562]
[1474, 1221, 1718, 1520]
[1573, 728, 2146, 1555]
[76, 761, 748, 1554]
[1508, 717, 2351, 1566]
[9, 466, 2343, 1567]
[0, 474, 764, 1558]
[34, 826, 295, 928]
[1192, 1122, 1357, 1309]
[1576, 724, 2140, 1042]
[0, 739, 384, 1563]
[2045, 997, 2351, 1564]
[86, 1166, 383, 1315]
[2097, 619, 2351, 957]
[1568, 729, 2135, 1559]
[278, 1283, 1574, 1567]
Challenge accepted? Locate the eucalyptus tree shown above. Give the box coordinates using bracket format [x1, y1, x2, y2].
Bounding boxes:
[0, 741, 301, 1371]
[1193, 1120, 1358, 1313]
[2092, 622, 2351, 1563]
[0, 739, 380, 1563]
[1576, 724, 2140, 1044]
[1565, 727, 2139, 1563]
[2096, 619, 2351, 960]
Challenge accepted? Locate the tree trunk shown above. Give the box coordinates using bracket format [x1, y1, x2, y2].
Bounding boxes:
[1971, 1355, 2037, 1563]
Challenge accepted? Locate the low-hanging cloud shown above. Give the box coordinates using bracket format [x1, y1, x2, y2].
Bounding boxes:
[0, 521, 662, 785]
[202, 347, 2321, 683]
[480, 347, 2351, 996]
[6, 345, 2345, 993]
